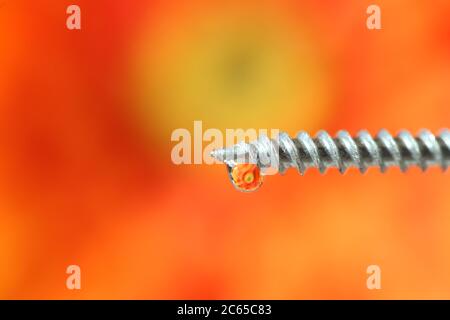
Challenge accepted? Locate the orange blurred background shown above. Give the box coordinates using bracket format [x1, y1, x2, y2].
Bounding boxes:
[0, 0, 449, 299]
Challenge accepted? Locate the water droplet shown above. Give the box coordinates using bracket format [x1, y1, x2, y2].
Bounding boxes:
[227, 164, 263, 192]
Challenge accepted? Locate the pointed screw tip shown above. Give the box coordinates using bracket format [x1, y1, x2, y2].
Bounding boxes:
[210, 148, 225, 162]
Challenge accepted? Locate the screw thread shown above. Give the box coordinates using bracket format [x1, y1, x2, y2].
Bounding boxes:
[278, 129, 450, 174]
[212, 129, 450, 175]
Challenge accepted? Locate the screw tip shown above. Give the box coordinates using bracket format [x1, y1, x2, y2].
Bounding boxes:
[210, 148, 226, 162]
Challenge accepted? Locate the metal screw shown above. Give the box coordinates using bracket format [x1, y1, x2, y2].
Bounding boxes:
[211, 129, 450, 192]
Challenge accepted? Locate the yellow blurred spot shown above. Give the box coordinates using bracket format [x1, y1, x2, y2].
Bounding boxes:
[132, 2, 330, 138]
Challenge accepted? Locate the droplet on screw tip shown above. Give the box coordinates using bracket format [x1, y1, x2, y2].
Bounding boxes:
[227, 163, 263, 192]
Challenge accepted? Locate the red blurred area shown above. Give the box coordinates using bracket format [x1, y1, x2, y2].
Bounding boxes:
[0, 0, 449, 299]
